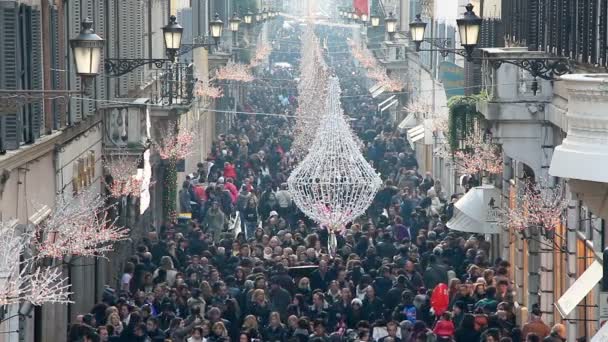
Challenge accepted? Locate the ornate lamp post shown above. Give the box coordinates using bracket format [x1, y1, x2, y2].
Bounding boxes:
[385, 12, 397, 40]
[210, 13, 224, 45]
[370, 13, 380, 27]
[70, 18, 104, 93]
[162, 15, 184, 61]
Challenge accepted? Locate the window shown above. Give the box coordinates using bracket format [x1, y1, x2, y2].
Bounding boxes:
[0, 1, 43, 151]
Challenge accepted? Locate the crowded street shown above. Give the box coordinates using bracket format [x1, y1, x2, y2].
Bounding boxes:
[63, 15, 546, 342]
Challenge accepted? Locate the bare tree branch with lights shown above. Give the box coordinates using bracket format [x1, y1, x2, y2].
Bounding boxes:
[36, 189, 129, 259]
[156, 121, 195, 161]
[215, 61, 254, 83]
[288, 77, 382, 255]
[196, 80, 223, 99]
[105, 154, 142, 198]
[452, 134, 503, 175]
[348, 40, 404, 92]
[502, 178, 568, 237]
[0, 221, 72, 306]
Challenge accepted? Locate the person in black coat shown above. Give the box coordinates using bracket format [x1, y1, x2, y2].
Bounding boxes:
[362, 286, 385, 322]
[263, 312, 288, 342]
[454, 314, 480, 342]
[310, 260, 333, 292]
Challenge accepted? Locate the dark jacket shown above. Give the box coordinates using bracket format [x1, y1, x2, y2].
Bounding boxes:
[423, 262, 449, 289]
[263, 324, 288, 342]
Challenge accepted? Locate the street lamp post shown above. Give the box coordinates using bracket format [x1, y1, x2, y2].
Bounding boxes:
[385, 12, 397, 40]
[70, 17, 104, 93]
[229, 12, 241, 62]
[163, 15, 184, 62]
[370, 13, 380, 27]
[361, 13, 368, 25]
[244, 9, 253, 25]
[0, 17, 102, 108]
[210, 13, 224, 45]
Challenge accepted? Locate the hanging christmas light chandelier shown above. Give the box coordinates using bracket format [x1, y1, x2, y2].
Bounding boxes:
[288, 76, 382, 253]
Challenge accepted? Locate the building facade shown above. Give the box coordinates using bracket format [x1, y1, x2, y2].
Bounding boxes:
[0, 0, 227, 340]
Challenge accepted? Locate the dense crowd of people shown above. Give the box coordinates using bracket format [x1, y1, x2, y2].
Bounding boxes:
[69, 21, 568, 342]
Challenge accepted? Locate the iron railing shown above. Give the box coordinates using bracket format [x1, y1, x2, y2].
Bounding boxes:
[151, 62, 197, 106]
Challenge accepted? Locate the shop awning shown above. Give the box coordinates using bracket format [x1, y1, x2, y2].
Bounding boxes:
[369, 83, 386, 98]
[556, 260, 602, 317]
[447, 185, 501, 234]
[378, 95, 398, 113]
[407, 125, 425, 147]
[398, 113, 416, 132]
[592, 316, 608, 342]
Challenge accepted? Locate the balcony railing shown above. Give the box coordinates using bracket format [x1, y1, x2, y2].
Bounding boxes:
[150, 62, 197, 107]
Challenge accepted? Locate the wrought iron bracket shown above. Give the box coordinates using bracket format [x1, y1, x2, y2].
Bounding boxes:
[178, 36, 218, 56]
[104, 59, 170, 77]
[0, 89, 83, 114]
[421, 38, 451, 56]
[484, 57, 572, 81]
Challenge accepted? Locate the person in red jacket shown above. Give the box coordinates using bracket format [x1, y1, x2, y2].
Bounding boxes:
[434, 312, 455, 341]
[223, 178, 238, 203]
[223, 162, 237, 180]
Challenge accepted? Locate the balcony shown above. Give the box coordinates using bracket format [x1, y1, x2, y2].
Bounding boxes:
[149, 62, 197, 117]
[477, 48, 559, 176]
[550, 74, 608, 218]
[102, 98, 149, 154]
[477, 48, 554, 122]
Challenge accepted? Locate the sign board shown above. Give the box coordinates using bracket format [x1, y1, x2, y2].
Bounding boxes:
[438, 61, 465, 99]
[556, 260, 603, 317]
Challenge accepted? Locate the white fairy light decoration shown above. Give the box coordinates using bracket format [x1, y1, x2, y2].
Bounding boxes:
[0, 220, 72, 306]
[105, 154, 141, 198]
[288, 77, 382, 254]
[36, 189, 129, 259]
[216, 61, 254, 83]
[502, 178, 568, 235]
[196, 80, 223, 99]
[348, 40, 404, 92]
[292, 28, 330, 157]
[156, 121, 195, 161]
[453, 134, 503, 175]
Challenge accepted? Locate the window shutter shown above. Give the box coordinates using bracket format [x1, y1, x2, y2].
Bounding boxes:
[107, 0, 117, 99]
[68, 0, 83, 124]
[83, 0, 95, 116]
[94, 0, 106, 105]
[558, 0, 569, 57]
[50, 5, 61, 129]
[600, 0, 608, 66]
[0, 1, 21, 151]
[29, 7, 43, 140]
[528, 0, 539, 50]
[588, 0, 598, 64]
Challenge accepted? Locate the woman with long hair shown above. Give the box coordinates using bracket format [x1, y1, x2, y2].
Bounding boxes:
[209, 322, 229, 342]
[154, 256, 178, 286]
[241, 315, 260, 339]
[250, 289, 271, 327]
[287, 293, 309, 317]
